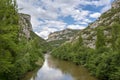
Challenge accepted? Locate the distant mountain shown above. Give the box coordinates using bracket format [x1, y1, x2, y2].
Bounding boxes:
[70, 0, 120, 49]
[19, 13, 51, 52]
[47, 28, 80, 47]
[51, 0, 120, 80]
[0, 4, 50, 79]
[48, 0, 120, 49]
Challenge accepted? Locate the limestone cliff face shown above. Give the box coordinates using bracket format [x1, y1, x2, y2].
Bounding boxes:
[89, 0, 120, 29]
[47, 0, 120, 49]
[112, 0, 120, 9]
[60, 0, 120, 49]
[19, 13, 32, 40]
[47, 29, 80, 47]
[74, 0, 120, 49]
[18, 13, 51, 52]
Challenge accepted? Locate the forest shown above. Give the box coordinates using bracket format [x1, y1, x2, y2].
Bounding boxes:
[52, 23, 120, 80]
[0, 0, 47, 80]
[0, 0, 120, 80]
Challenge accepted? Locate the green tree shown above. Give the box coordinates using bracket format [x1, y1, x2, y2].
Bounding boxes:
[111, 23, 120, 51]
[0, 0, 18, 26]
[96, 28, 105, 49]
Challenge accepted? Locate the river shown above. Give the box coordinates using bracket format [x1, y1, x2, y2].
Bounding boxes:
[22, 54, 97, 80]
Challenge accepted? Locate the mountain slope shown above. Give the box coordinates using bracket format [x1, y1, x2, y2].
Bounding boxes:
[52, 0, 120, 80]
[0, 1, 49, 80]
[70, 0, 120, 49]
[47, 28, 80, 47]
[19, 13, 50, 53]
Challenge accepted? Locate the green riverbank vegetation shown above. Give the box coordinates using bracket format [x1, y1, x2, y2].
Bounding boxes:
[52, 23, 120, 80]
[0, 0, 49, 80]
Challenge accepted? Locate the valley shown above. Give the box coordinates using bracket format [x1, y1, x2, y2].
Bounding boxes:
[0, 0, 120, 80]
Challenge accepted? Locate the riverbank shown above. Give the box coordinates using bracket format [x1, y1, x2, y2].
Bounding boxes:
[22, 54, 97, 80]
[21, 57, 44, 80]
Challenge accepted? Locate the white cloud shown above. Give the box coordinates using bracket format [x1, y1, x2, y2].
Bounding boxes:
[90, 12, 101, 18]
[35, 20, 66, 39]
[43, 20, 66, 30]
[17, 0, 113, 39]
[72, 10, 90, 21]
[79, 0, 112, 7]
[92, 0, 111, 7]
[84, 19, 92, 23]
[35, 31, 49, 39]
[75, 21, 88, 25]
[67, 25, 86, 30]
[101, 5, 111, 13]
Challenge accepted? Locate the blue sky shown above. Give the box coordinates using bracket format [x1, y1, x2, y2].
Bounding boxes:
[17, 0, 114, 39]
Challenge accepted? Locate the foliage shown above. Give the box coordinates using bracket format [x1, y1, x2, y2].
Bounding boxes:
[96, 28, 105, 49]
[52, 23, 120, 80]
[48, 29, 79, 48]
[111, 22, 120, 51]
[0, 0, 46, 80]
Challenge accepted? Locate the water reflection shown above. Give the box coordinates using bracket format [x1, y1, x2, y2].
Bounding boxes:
[35, 54, 73, 80]
[33, 54, 97, 80]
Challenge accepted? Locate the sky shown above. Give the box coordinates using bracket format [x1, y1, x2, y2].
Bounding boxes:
[17, 0, 114, 39]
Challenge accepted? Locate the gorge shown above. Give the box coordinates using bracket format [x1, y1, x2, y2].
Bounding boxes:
[0, 0, 120, 80]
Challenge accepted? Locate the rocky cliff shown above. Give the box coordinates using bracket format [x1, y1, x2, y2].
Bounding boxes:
[50, 0, 120, 49]
[0, 0, 51, 79]
[47, 28, 79, 47]
[112, 0, 120, 9]
[71, 0, 120, 49]
[0, 12, 47, 79]
[51, 1, 120, 80]
[89, 0, 120, 29]
[19, 13, 50, 52]
[19, 13, 32, 40]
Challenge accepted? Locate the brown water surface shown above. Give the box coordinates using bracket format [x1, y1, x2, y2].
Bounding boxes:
[30, 54, 97, 80]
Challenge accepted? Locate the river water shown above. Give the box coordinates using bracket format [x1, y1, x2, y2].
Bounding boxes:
[29, 54, 97, 80]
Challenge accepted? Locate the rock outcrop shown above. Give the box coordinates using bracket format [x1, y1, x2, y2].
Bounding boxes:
[56, 0, 120, 49]
[47, 28, 80, 47]
[112, 0, 120, 9]
[75, 0, 120, 49]
[18, 13, 50, 51]
[47, 0, 120, 49]
[19, 13, 32, 40]
[89, 1, 120, 29]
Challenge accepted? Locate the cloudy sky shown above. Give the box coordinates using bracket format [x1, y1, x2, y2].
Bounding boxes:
[17, 0, 114, 39]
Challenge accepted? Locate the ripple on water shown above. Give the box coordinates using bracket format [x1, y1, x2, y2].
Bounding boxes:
[32, 54, 97, 80]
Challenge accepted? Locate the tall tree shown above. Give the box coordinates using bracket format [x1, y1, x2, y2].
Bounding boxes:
[96, 28, 105, 49]
[112, 23, 120, 51]
[0, 0, 18, 26]
[0, 0, 18, 79]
